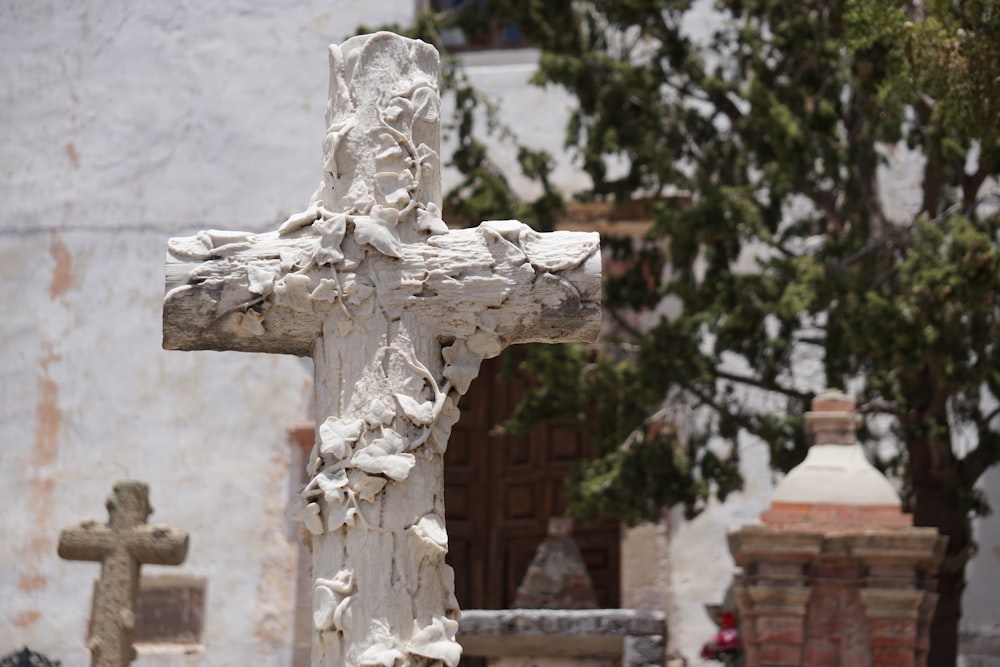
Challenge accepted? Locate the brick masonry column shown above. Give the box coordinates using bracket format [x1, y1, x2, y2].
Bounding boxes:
[729, 528, 818, 666]
[728, 391, 946, 667]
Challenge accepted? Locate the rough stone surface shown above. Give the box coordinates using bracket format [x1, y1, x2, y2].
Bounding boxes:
[459, 610, 666, 665]
[58, 482, 188, 667]
[458, 609, 666, 637]
[162, 32, 601, 667]
[513, 518, 598, 609]
[622, 635, 667, 667]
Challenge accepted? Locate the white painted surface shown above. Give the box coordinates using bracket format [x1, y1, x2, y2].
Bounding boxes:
[667, 433, 775, 666]
[962, 468, 1000, 661]
[771, 444, 900, 506]
[443, 49, 585, 198]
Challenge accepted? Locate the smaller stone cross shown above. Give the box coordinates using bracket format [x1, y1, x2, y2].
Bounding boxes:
[58, 481, 189, 667]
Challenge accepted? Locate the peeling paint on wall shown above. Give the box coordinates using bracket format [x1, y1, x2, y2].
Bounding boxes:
[65, 142, 80, 169]
[33, 343, 61, 468]
[27, 477, 55, 558]
[18, 571, 47, 593]
[48, 230, 72, 301]
[13, 610, 41, 629]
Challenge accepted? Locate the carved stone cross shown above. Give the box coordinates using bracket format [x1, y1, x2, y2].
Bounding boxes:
[162, 32, 600, 666]
[58, 481, 189, 667]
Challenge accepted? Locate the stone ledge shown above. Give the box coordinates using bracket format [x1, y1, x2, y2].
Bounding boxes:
[459, 608, 666, 636]
[960, 625, 1000, 662]
[730, 524, 945, 567]
[458, 609, 667, 659]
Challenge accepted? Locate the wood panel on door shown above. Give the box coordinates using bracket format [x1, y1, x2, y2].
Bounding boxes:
[444, 354, 620, 610]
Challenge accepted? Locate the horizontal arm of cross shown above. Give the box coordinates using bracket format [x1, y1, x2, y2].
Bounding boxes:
[58, 523, 113, 562]
[58, 523, 188, 565]
[127, 526, 189, 565]
[164, 221, 601, 357]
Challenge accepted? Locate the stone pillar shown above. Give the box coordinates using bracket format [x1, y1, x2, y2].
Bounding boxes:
[729, 391, 946, 667]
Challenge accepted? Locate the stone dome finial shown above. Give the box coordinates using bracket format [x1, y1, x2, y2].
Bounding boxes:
[768, 388, 901, 511]
[805, 389, 861, 445]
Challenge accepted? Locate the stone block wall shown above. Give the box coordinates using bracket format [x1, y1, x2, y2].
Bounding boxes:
[459, 609, 666, 667]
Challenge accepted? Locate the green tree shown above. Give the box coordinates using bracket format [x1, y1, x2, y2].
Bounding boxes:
[403, 1, 1000, 663]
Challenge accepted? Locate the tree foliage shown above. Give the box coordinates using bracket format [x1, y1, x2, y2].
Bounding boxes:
[399, 1, 1000, 663]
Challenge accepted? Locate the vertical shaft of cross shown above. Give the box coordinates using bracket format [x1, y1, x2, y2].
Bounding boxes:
[308, 316, 459, 665]
[298, 33, 461, 666]
[58, 481, 188, 667]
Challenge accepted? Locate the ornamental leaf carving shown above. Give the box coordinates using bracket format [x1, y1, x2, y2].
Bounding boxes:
[353, 213, 403, 258]
[319, 418, 364, 459]
[442, 340, 484, 395]
[395, 393, 435, 426]
[416, 202, 448, 235]
[351, 443, 415, 481]
[325, 499, 358, 531]
[407, 616, 461, 666]
[411, 86, 439, 123]
[315, 469, 350, 504]
[365, 399, 395, 427]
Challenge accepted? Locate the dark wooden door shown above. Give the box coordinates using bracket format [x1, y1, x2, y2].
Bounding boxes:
[444, 354, 620, 610]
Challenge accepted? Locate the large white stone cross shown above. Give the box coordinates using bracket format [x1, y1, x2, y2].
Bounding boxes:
[162, 32, 600, 667]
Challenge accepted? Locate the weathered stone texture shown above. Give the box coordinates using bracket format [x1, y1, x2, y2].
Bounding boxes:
[163, 31, 600, 667]
[58, 482, 188, 667]
[459, 609, 666, 665]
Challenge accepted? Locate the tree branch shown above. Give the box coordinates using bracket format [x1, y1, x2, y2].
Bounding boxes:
[857, 399, 898, 416]
[801, 185, 846, 231]
[683, 381, 777, 444]
[844, 108, 887, 232]
[713, 368, 814, 402]
[793, 335, 826, 347]
[836, 233, 897, 272]
[914, 98, 943, 219]
[960, 426, 1000, 487]
[963, 151, 996, 219]
[982, 404, 1000, 429]
[605, 305, 643, 340]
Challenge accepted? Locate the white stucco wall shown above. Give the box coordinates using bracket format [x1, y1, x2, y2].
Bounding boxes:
[961, 468, 1000, 665]
[441, 48, 585, 198]
[1, 2, 409, 665]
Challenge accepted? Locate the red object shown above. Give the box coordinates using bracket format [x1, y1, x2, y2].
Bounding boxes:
[701, 615, 743, 663]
